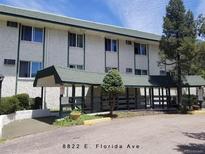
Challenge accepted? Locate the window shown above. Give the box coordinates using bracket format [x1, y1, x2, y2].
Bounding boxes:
[134, 43, 147, 55]
[33, 28, 43, 42]
[135, 69, 141, 75]
[7, 21, 18, 28]
[21, 26, 32, 41]
[77, 65, 83, 70]
[69, 64, 83, 70]
[141, 70, 148, 75]
[19, 61, 42, 78]
[69, 33, 76, 47]
[69, 33, 83, 48]
[141, 44, 147, 55]
[31, 62, 42, 77]
[21, 25, 43, 42]
[112, 40, 117, 52]
[4, 59, 15, 65]
[134, 43, 140, 54]
[77, 34, 83, 48]
[105, 38, 118, 52]
[135, 69, 148, 75]
[126, 68, 132, 73]
[105, 67, 117, 73]
[105, 38, 111, 51]
[126, 40, 132, 45]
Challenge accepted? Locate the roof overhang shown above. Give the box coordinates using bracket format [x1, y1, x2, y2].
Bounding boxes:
[0, 5, 160, 42]
[34, 66, 205, 88]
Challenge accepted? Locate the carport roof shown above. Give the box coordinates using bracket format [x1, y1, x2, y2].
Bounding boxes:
[33, 65, 205, 87]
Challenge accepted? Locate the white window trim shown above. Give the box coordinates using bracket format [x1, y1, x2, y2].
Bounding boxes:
[69, 33, 84, 48]
[106, 38, 118, 52]
[18, 61, 42, 79]
[21, 25, 43, 43]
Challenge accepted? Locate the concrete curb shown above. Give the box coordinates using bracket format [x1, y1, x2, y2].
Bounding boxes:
[83, 117, 111, 126]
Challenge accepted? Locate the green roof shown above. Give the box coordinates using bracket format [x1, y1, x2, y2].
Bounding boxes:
[0, 5, 160, 41]
[33, 66, 205, 87]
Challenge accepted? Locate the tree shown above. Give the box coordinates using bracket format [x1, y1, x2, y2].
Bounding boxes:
[159, 0, 197, 108]
[101, 69, 125, 116]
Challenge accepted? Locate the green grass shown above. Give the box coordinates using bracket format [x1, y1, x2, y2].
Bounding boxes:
[0, 138, 6, 144]
[54, 114, 102, 127]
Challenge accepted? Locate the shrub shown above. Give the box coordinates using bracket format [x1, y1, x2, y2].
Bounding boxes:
[15, 93, 30, 110]
[0, 96, 19, 115]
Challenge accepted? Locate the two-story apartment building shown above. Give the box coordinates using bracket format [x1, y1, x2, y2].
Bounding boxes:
[1, 5, 203, 112]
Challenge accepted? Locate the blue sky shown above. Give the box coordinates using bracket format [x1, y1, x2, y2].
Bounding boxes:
[0, 0, 204, 35]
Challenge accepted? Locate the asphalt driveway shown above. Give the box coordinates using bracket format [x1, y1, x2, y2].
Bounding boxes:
[0, 114, 205, 154]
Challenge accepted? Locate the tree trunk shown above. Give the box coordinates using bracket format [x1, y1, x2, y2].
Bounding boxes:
[177, 54, 182, 109]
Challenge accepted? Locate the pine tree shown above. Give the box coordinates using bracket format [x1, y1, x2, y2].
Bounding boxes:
[159, 0, 197, 108]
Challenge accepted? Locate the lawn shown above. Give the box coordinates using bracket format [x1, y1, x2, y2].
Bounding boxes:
[54, 114, 102, 127]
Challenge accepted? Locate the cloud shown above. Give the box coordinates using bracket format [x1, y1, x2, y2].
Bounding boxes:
[2, 0, 72, 15]
[104, 0, 170, 35]
[196, 0, 205, 15]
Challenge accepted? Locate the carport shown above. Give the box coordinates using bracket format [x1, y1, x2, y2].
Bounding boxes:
[33, 65, 205, 114]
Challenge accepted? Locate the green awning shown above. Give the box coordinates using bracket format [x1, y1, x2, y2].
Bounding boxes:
[33, 65, 205, 87]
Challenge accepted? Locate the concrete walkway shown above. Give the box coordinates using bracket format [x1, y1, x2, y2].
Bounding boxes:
[2, 117, 58, 139]
[0, 114, 205, 154]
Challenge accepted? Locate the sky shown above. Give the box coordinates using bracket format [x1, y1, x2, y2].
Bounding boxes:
[0, 0, 204, 35]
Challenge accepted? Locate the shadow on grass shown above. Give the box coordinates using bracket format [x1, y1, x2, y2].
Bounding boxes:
[97, 114, 118, 118]
[175, 143, 205, 154]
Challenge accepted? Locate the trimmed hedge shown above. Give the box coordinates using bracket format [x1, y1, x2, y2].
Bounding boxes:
[0, 96, 20, 115]
[0, 94, 42, 115]
[15, 93, 30, 110]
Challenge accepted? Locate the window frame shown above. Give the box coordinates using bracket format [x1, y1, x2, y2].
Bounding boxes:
[105, 38, 118, 52]
[21, 25, 43, 43]
[126, 68, 133, 73]
[19, 61, 42, 78]
[134, 43, 147, 55]
[69, 33, 83, 48]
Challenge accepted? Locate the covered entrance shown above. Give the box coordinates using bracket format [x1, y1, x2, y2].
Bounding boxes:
[33, 66, 205, 114]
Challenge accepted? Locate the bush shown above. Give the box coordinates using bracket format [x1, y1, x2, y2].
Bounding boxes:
[15, 93, 29, 110]
[0, 96, 19, 115]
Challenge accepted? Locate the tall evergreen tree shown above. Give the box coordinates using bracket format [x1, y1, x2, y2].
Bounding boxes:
[159, 0, 197, 107]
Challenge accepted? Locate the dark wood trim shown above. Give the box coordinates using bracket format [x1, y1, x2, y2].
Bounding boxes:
[134, 43, 136, 74]
[162, 88, 164, 109]
[59, 94, 63, 117]
[72, 84, 75, 110]
[41, 27, 46, 108]
[67, 32, 70, 67]
[91, 85, 94, 113]
[144, 87, 147, 109]
[104, 38, 106, 72]
[147, 44, 150, 75]
[149, 88, 152, 109]
[158, 88, 161, 107]
[135, 88, 138, 109]
[83, 34, 86, 70]
[126, 88, 129, 110]
[15, 24, 21, 95]
[152, 88, 154, 109]
[188, 87, 191, 109]
[82, 85, 85, 112]
[117, 39, 120, 71]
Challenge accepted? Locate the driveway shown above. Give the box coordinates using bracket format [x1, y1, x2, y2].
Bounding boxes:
[0, 114, 205, 154]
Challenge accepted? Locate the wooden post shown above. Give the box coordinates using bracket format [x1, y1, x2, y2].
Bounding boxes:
[149, 88, 152, 109]
[152, 88, 154, 109]
[158, 87, 161, 108]
[188, 86, 191, 109]
[135, 88, 138, 109]
[91, 85, 94, 113]
[144, 87, 147, 109]
[82, 85, 85, 113]
[162, 88, 164, 109]
[126, 88, 129, 110]
[72, 84, 75, 110]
